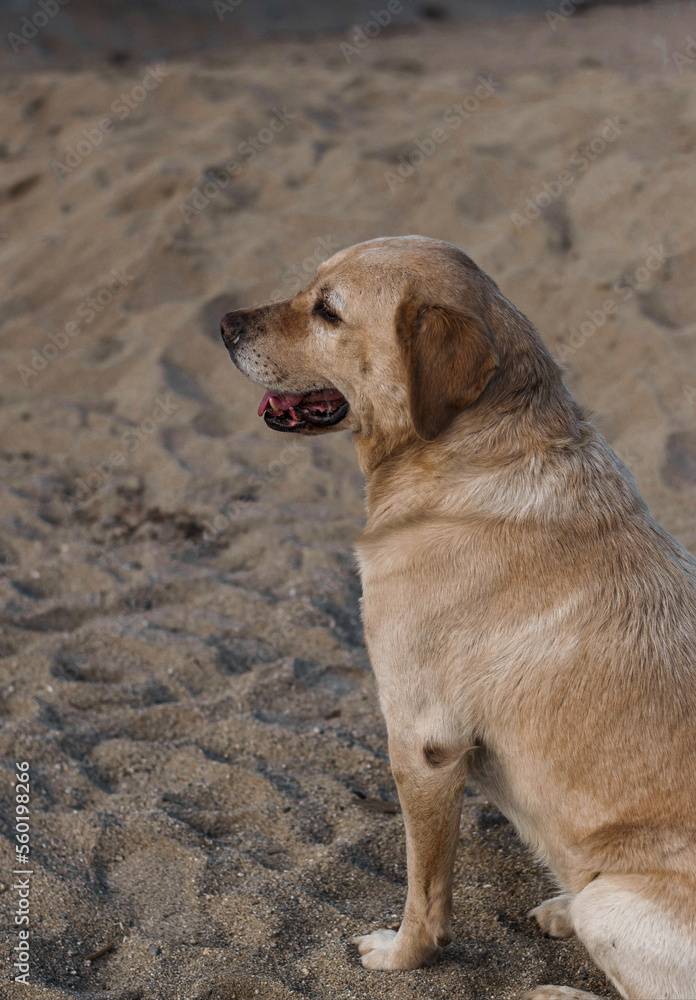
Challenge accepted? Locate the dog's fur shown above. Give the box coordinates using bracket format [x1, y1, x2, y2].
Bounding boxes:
[221, 236, 696, 999]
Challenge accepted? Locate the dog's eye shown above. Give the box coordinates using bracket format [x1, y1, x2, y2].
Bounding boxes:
[313, 301, 341, 324]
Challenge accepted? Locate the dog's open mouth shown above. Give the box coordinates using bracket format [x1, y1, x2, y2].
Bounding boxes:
[257, 388, 349, 432]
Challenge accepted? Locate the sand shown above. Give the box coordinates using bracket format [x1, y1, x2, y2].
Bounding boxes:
[1, 3, 696, 997]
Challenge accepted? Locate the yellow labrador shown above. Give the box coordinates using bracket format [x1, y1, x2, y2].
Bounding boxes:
[221, 236, 696, 1000]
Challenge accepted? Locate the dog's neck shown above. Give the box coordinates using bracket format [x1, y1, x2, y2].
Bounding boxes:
[358, 382, 591, 535]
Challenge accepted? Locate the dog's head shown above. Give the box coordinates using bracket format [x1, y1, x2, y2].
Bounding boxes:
[221, 236, 555, 468]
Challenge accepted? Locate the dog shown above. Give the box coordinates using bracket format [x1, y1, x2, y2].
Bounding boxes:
[220, 235, 696, 999]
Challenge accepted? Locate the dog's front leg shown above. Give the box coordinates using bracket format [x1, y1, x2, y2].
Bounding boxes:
[353, 733, 467, 970]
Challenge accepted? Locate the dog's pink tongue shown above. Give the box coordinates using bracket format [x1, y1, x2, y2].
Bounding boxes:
[258, 390, 305, 416]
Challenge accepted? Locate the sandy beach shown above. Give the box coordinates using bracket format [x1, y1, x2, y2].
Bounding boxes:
[1, 2, 695, 996]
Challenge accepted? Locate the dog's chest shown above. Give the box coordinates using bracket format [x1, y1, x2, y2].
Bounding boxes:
[357, 538, 479, 719]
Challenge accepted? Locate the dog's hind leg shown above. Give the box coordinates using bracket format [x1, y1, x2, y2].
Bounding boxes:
[528, 894, 576, 938]
[527, 872, 696, 1000]
[523, 988, 602, 999]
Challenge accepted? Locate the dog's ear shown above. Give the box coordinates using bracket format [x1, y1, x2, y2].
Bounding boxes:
[395, 292, 499, 441]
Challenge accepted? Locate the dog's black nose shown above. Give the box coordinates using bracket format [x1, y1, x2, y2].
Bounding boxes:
[220, 311, 245, 348]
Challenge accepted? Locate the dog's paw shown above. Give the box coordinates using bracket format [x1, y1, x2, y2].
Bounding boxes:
[527, 894, 575, 938]
[523, 987, 602, 1000]
[351, 928, 434, 970]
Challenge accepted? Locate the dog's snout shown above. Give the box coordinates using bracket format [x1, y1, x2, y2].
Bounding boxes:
[220, 311, 245, 348]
